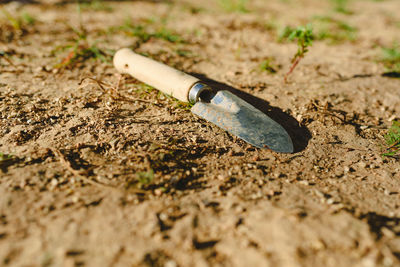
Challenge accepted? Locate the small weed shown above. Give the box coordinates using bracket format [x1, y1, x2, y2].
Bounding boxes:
[126, 82, 156, 99]
[218, 0, 248, 13]
[0, 9, 36, 42]
[158, 91, 193, 111]
[278, 25, 295, 42]
[137, 170, 155, 188]
[1, 9, 35, 30]
[137, 82, 156, 94]
[330, 0, 352, 15]
[0, 152, 17, 172]
[0, 153, 13, 162]
[282, 24, 314, 83]
[183, 4, 204, 14]
[55, 36, 112, 68]
[115, 18, 183, 44]
[259, 59, 277, 74]
[313, 16, 357, 43]
[175, 49, 193, 58]
[80, 0, 113, 12]
[264, 21, 278, 32]
[154, 28, 182, 43]
[381, 44, 400, 72]
[382, 121, 400, 158]
[54, 5, 112, 68]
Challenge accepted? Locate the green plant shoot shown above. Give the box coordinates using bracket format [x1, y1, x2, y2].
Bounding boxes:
[381, 44, 400, 72]
[284, 24, 314, 83]
[137, 169, 155, 187]
[382, 121, 400, 158]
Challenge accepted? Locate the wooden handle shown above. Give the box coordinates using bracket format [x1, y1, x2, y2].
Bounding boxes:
[113, 48, 200, 103]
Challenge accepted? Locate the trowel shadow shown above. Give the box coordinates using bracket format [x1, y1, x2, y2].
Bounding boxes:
[190, 73, 311, 153]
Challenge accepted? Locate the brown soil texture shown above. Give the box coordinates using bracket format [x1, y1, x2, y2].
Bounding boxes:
[1, 0, 400, 266]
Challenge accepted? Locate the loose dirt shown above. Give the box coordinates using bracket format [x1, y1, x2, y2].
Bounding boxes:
[0, 0, 399, 266]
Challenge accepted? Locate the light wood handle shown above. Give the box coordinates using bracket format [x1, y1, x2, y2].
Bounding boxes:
[113, 48, 200, 103]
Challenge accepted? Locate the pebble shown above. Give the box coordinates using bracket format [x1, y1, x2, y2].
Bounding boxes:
[34, 66, 43, 74]
[159, 213, 168, 221]
[164, 260, 177, 267]
[71, 195, 80, 203]
[326, 198, 334, 205]
[357, 161, 367, 169]
[298, 180, 309, 186]
[50, 178, 58, 187]
[383, 257, 393, 267]
[388, 115, 396, 122]
[154, 188, 163, 196]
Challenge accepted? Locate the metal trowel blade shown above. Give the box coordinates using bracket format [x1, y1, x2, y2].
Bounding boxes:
[191, 90, 294, 153]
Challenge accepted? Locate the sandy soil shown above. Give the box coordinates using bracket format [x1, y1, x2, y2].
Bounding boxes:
[0, 0, 400, 266]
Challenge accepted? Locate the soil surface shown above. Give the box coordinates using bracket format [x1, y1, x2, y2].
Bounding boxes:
[1, 0, 400, 266]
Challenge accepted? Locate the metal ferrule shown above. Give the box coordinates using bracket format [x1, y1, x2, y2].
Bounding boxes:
[188, 82, 212, 104]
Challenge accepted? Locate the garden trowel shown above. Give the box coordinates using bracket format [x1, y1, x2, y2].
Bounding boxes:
[114, 48, 293, 153]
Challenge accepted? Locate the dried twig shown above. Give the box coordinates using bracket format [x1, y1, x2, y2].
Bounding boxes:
[78, 76, 159, 105]
[0, 53, 15, 66]
[384, 141, 400, 152]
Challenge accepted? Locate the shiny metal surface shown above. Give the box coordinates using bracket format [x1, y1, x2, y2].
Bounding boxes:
[191, 90, 294, 153]
[188, 83, 212, 104]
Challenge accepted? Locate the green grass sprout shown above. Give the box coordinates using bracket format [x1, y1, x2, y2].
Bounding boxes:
[54, 27, 112, 69]
[0, 152, 13, 162]
[381, 44, 400, 72]
[137, 170, 155, 187]
[80, 0, 113, 12]
[312, 16, 357, 44]
[259, 59, 277, 74]
[53, 3, 112, 68]
[0, 8, 36, 42]
[330, 0, 352, 14]
[115, 18, 183, 44]
[382, 121, 400, 158]
[1, 9, 35, 30]
[283, 24, 314, 83]
[218, 0, 248, 13]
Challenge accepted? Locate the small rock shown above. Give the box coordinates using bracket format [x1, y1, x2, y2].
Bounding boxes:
[154, 188, 163, 196]
[164, 260, 177, 267]
[50, 178, 58, 187]
[357, 161, 367, 169]
[388, 115, 397, 122]
[71, 195, 80, 203]
[299, 180, 309, 186]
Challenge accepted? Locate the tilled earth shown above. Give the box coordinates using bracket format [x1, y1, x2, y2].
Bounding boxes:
[0, 0, 399, 266]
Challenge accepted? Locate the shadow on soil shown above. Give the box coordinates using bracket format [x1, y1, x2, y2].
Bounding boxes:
[191, 73, 311, 152]
[361, 212, 400, 240]
[361, 212, 400, 260]
[331, 72, 400, 82]
[0, 157, 22, 173]
[382, 71, 400, 79]
[147, 144, 220, 192]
